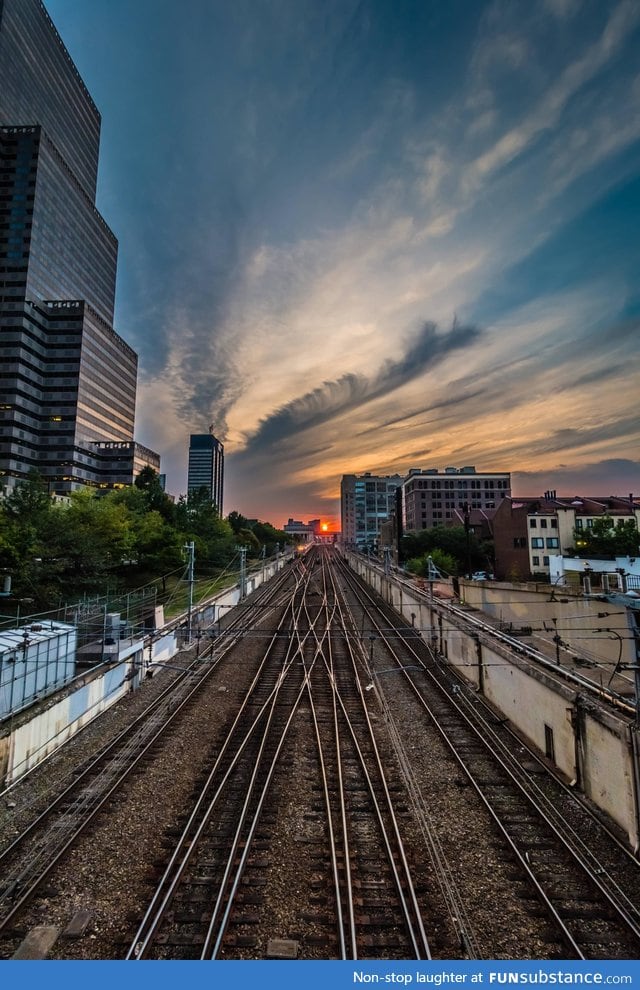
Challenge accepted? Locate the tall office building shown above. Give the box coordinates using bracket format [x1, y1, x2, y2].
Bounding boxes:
[0, 0, 158, 494]
[188, 432, 224, 513]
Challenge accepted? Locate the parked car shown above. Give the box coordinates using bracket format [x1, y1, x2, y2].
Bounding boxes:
[471, 570, 493, 581]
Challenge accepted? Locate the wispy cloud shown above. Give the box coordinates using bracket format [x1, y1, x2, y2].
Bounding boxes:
[235, 318, 483, 453]
[50, 0, 640, 521]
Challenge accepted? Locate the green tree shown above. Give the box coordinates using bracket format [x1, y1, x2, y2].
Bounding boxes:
[573, 516, 639, 557]
[128, 509, 184, 574]
[227, 510, 249, 535]
[405, 549, 458, 578]
[237, 528, 261, 555]
[134, 466, 176, 522]
[251, 520, 289, 555]
[0, 472, 54, 606]
[55, 489, 135, 579]
[175, 489, 236, 568]
[225, 512, 290, 556]
[3, 470, 51, 523]
[400, 525, 493, 575]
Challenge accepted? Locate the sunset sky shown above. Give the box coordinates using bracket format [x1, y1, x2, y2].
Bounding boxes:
[46, 0, 640, 528]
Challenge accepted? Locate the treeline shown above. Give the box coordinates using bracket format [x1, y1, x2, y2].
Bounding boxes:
[400, 526, 494, 578]
[399, 516, 639, 580]
[0, 469, 291, 609]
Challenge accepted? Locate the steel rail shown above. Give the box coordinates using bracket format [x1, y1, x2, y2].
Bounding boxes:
[202, 588, 332, 958]
[357, 554, 636, 719]
[128, 562, 322, 958]
[128, 593, 306, 957]
[338, 554, 640, 958]
[309, 549, 432, 959]
[0, 562, 301, 938]
[346, 557, 640, 928]
[309, 554, 357, 958]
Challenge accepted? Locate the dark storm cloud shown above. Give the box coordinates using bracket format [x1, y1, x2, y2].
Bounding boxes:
[514, 459, 640, 496]
[236, 318, 483, 454]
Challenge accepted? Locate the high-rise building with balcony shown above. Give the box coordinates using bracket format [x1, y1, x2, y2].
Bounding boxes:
[0, 0, 158, 494]
[340, 472, 404, 550]
[187, 431, 224, 513]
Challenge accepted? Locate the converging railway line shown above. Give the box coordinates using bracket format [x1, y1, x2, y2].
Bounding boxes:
[1, 546, 639, 960]
[128, 551, 432, 959]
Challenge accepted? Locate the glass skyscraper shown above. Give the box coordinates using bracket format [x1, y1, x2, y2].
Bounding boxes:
[0, 0, 158, 494]
[188, 433, 224, 514]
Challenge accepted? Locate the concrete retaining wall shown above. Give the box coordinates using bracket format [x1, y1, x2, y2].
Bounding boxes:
[346, 553, 640, 849]
[0, 556, 288, 789]
[459, 580, 635, 668]
[2, 646, 143, 786]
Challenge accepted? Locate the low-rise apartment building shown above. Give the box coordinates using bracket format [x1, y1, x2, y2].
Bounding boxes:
[493, 492, 640, 580]
[401, 466, 511, 532]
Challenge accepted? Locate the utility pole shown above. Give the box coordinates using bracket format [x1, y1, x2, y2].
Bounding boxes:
[239, 546, 247, 600]
[275, 543, 280, 572]
[383, 546, 391, 576]
[463, 502, 472, 579]
[427, 555, 438, 652]
[261, 544, 266, 583]
[101, 603, 107, 663]
[184, 541, 195, 644]
[551, 617, 563, 665]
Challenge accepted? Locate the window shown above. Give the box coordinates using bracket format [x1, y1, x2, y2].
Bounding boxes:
[543, 556, 549, 566]
[540, 519, 548, 528]
[513, 536, 526, 548]
[532, 556, 540, 566]
[546, 538, 559, 548]
[531, 537, 544, 548]
[529, 519, 537, 528]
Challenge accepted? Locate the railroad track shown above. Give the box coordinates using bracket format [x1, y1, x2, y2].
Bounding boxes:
[0, 562, 300, 947]
[3, 546, 639, 960]
[336, 553, 640, 959]
[303, 554, 431, 959]
[127, 548, 436, 960]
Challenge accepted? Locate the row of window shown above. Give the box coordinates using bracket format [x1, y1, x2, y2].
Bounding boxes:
[409, 479, 507, 491]
[531, 537, 559, 549]
[531, 516, 633, 530]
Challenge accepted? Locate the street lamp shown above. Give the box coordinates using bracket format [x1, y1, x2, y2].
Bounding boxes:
[548, 573, 568, 602]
